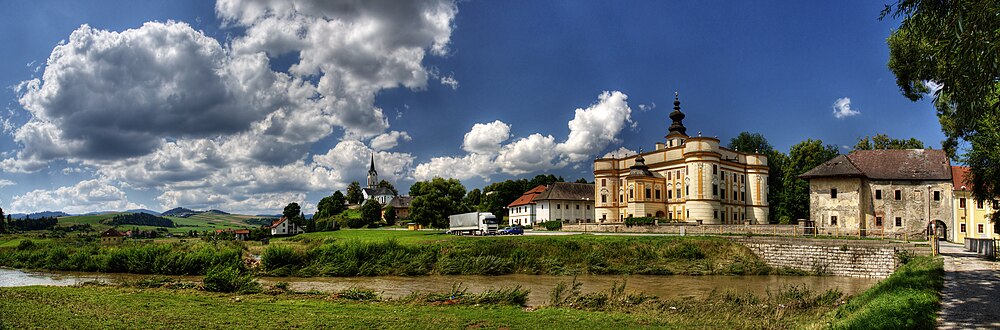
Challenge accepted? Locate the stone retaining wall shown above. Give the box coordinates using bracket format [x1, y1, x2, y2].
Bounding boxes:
[729, 237, 922, 278]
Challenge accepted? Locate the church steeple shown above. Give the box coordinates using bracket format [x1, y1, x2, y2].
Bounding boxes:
[367, 153, 378, 189]
[666, 91, 687, 137]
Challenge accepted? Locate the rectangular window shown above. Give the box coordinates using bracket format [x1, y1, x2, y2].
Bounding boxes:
[576, 205, 580, 210]
[894, 190, 901, 200]
[587, 205, 590, 210]
[713, 184, 718, 196]
[977, 200, 984, 209]
[713, 210, 718, 219]
[668, 172, 671, 180]
[978, 224, 985, 234]
[933, 191, 941, 201]
[721, 188, 726, 200]
[645, 188, 651, 199]
[655, 189, 661, 200]
[557, 204, 560, 210]
[875, 216, 883, 227]
[668, 189, 673, 199]
[875, 189, 882, 200]
[961, 223, 967, 233]
[713, 164, 718, 174]
[620, 194, 624, 203]
[741, 191, 745, 201]
[733, 190, 738, 200]
[831, 188, 838, 199]
[895, 217, 902, 227]
[601, 179, 606, 186]
[601, 195, 607, 203]
[960, 198, 967, 208]
[602, 214, 606, 220]
[629, 189, 634, 199]
[831, 216, 837, 226]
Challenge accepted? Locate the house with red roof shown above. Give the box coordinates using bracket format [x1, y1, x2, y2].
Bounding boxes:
[270, 217, 304, 236]
[506, 185, 547, 226]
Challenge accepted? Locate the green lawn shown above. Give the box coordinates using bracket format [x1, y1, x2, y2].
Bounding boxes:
[54, 213, 257, 235]
[818, 256, 944, 329]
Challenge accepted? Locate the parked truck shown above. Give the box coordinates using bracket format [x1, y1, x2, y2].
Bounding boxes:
[448, 212, 499, 236]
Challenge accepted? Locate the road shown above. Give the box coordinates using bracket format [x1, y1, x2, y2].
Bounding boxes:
[938, 242, 1000, 329]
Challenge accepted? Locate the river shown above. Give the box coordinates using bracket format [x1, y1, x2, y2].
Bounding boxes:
[0, 268, 879, 305]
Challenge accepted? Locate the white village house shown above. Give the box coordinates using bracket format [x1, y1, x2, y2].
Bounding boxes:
[270, 217, 304, 236]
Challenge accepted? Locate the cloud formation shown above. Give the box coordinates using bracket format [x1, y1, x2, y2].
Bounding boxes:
[832, 97, 860, 119]
[462, 120, 511, 154]
[10, 180, 144, 214]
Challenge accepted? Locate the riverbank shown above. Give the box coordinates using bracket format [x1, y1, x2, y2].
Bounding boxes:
[0, 281, 847, 329]
[0, 231, 795, 277]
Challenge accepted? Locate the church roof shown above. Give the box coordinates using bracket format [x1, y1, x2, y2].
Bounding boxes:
[508, 185, 547, 207]
[363, 186, 395, 197]
[800, 149, 951, 181]
[535, 182, 594, 201]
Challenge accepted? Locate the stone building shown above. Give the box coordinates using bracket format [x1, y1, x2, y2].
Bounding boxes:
[384, 195, 413, 220]
[593, 93, 769, 224]
[799, 149, 953, 239]
[506, 185, 546, 226]
[951, 166, 1000, 242]
[535, 182, 595, 224]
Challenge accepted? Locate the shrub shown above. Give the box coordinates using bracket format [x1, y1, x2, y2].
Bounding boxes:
[261, 245, 304, 271]
[16, 239, 35, 251]
[336, 287, 381, 301]
[541, 221, 562, 231]
[203, 265, 260, 294]
[624, 217, 656, 227]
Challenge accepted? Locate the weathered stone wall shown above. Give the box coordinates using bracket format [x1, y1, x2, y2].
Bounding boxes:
[564, 223, 807, 236]
[729, 237, 920, 278]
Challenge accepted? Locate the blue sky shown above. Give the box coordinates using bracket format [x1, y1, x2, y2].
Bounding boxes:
[0, 0, 944, 214]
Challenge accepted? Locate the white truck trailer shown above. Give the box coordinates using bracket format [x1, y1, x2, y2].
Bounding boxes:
[448, 212, 499, 236]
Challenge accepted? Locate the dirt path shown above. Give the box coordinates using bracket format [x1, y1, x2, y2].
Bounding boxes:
[938, 242, 1000, 329]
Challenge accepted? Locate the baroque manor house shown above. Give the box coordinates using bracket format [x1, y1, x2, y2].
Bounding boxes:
[593, 93, 769, 224]
[952, 166, 1000, 242]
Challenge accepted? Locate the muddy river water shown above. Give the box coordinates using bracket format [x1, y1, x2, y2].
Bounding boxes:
[0, 268, 879, 306]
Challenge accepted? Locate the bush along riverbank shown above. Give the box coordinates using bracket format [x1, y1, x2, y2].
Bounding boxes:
[818, 255, 943, 329]
[261, 235, 780, 277]
[0, 240, 244, 275]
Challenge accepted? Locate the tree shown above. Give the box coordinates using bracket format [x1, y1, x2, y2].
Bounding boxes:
[883, 1, 1000, 222]
[378, 180, 398, 196]
[728, 132, 787, 224]
[283, 203, 305, 227]
[360, 199, 383, 227]
[0, 207, 5, 234]
[316, 191, 347, 219]
[779, 139, 840, 223]
[410, 177, 468, 228]
[463, 188, 482, 211]
[346, 181, 363, 205]
[383, 206, 397, 226]
[853, 134, 925, 150]
[574, 178, 589, 184]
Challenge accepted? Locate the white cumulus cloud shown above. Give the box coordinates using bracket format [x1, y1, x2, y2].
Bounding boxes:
[557, 91, 633, 161]
[832, 97, 860, 119]
[462, 120, 511, 154]
[10, 180, 145, 214]
[370, 131, 412, 151]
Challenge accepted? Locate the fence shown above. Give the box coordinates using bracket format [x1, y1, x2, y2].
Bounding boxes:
[965, 238, 998, 258]
[562, 223, 921, 240]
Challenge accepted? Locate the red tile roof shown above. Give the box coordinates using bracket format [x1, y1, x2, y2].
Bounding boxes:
[270, 217, 287, 228]
[234, 229, 250, 234]
[953, 166, 971, 191]
[507, 185, 547, 207]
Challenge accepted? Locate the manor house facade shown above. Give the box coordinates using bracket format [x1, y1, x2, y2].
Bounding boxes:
[593, 93, 770, 224]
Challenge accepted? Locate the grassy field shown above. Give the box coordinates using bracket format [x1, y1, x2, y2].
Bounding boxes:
[275, 229, 457, 245]
[53, 212, 259, 234]
[815, 255, 943, 329]
[0, 282, 845, 329]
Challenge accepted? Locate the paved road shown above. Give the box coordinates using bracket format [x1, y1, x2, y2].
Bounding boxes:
[938, 242, 1000, 329]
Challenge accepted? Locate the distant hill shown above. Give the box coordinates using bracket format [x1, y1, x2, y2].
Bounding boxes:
[204, 209, 230, 215]
[105, 213, 175, 228]
[126, 209, 162, 216]
[10, 211, 71, 219]
[256, 214, 283, 218]
[161, 207, 198, 217]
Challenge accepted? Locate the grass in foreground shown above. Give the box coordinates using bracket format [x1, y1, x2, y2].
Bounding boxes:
[0, 280, 846, 330]
[813, 255, 943, 329]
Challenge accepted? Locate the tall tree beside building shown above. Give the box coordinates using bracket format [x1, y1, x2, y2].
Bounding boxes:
[283, 202, 306, 227]
[728, 132, 788, 224]
[463, 188, 482, 211]
[360, 199, 382, 227]
[383, 206, 396, 226]
[779, 139, 840, 223]
[410, 177, 468, 228]
[853, 134, 925, 150]
[315, 191, 347, 219]
[346, 181, 363, 205]
[882, 1, 1000, 222]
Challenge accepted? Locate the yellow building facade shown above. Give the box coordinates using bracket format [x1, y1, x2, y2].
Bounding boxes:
[592, 94, 769, 224]
[952, 166, 1000, 242]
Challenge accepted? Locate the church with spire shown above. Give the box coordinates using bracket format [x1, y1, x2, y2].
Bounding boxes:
[593, 92, 770, 225]
[361, 153, 396, 205]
